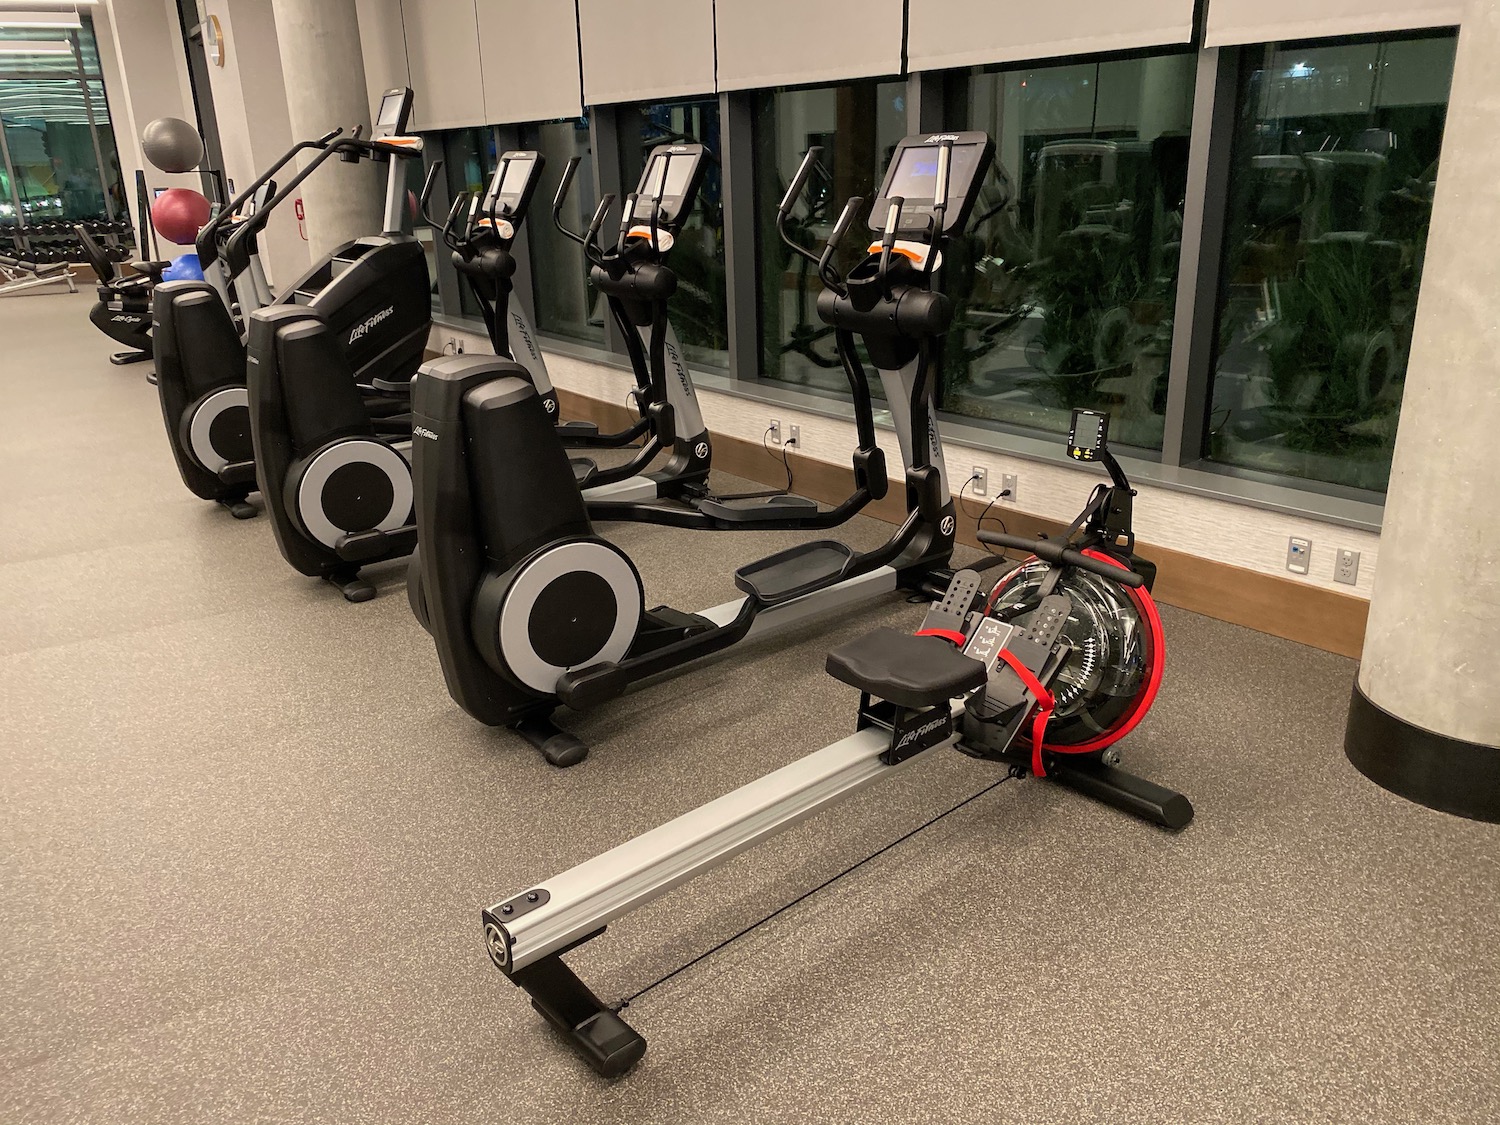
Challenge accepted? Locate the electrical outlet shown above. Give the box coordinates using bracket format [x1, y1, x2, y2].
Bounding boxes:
[449, 336, 465, 354]
[768, 419, 782, 445]
[1335, 548, 1360, 586]
[788, 424, 800, 448]
[970, 466, 988, 496]
[1286, 537, 1312, 575]
[1000, 473, 1019, 503]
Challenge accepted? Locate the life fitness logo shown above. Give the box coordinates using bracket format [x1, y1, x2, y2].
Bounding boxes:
[543, 398, 558, 414]
[350, 305, 395, 344]
[694, 441, 709, 460]
[940, 515, 956, 537]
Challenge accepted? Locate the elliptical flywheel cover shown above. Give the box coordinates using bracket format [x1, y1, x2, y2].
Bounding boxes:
[185, 386, 253, 473]
[494, 540, 644, 694]
[294, 439, 413, 548]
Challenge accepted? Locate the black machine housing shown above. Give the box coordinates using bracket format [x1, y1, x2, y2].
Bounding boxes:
[408, 132, 998, 764]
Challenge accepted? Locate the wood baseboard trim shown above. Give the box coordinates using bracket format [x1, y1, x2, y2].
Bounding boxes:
[557, 388, 1369, 658]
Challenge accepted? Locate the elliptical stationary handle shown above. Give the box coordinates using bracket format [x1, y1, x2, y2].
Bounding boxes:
[586, 193, 616, 262]
[976, 532, 1145, 589]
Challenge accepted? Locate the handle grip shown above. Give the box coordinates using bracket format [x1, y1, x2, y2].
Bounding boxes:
[779, 146, 823, 215]
[976, 532, 1145, 589]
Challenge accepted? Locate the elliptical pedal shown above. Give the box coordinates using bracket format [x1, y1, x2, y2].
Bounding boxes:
[695, 494, 820, 523]
[734, 540, 856, 606]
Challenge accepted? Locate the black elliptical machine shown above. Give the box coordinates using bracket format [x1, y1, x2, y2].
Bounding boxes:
[244, 91, 436, 601]
[477, 409, 1191, 1079]
[439, 149, 651, 448]
[406, 132, 995, 764]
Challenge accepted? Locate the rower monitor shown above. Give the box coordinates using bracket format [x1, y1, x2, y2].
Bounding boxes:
[373, 87, 414, 138]
[630, 143, 708, 227]
[484, 151, 545, 223]
[870, 132, 995, 235]
[1067, 409, 1110, 461]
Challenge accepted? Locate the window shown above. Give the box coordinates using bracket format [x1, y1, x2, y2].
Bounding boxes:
[0, 20, 126, 231]
[1206, 33, 1456, 492]
[752, 78, 907, 397]
[618, 97, 727, 368]
[520, 117, 603, 345]
[945, 52, 1197, 451]
[437, 126, 499, 318]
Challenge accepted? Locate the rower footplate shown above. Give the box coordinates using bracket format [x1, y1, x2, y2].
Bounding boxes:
[696, 494, 819, 523]
[825, 627, 987, 710]
[734, 540, 855, 605]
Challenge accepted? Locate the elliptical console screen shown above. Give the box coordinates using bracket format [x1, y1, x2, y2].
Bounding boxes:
[870, 132, 995, 235]
[486, 151, 543, 222]
[629, 143, 708, 227]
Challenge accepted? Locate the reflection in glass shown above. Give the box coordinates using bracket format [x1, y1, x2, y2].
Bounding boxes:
[1206, 34, 1456, 491]
[947, 53, 1197, 450]
[752, 79, 907, 396]
[521, 118, 603, 344]
[618, 98, 726, 368]
[0, 21, 126, 229]
[437, 127, 497, 318]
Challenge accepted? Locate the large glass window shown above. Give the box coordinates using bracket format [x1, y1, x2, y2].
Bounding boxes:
[618, 97, 726, 368]
[947, 52, 1197, 451]
[0, 20, 126, 231]
[752, 78, 907, 397]
[1206, 33, 1456, 492]
[520, 117, 603, 345]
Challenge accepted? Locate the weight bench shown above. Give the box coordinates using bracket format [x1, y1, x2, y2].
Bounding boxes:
[0, 252, 77, 297]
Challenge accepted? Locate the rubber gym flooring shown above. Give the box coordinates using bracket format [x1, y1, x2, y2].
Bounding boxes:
[3, 289, 1497, 1125]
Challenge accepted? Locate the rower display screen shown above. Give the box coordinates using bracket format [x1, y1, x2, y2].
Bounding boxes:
[1068, 410, 1109, 457]
[885, 143, 984, 206]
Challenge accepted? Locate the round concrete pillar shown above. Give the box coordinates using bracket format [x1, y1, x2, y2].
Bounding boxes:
[268, 0, 382, 261]
[1346, 1, 1500, 819]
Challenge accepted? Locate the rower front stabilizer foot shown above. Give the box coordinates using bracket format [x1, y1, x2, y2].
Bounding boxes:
[483, 917, 646, 1078]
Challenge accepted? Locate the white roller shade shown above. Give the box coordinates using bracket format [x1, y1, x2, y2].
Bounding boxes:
[1205, 0, 1462, 47]
[477, 1, 583, 123]
[355, 0, 412, 118]
[399, 0, 484, 131]
[577, 0, 714, 105]
[907, 0, 1195, 72]
[715, 0, 903, 91]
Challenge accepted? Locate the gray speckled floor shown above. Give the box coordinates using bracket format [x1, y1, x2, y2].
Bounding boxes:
[3, 291, 1498, 1125]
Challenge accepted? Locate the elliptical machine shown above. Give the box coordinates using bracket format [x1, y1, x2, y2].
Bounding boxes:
[477, 408, 1192, 1078]
[408, 132, 995, 764]
[244, 91, 435, 601]
[438, 149, 650, 448]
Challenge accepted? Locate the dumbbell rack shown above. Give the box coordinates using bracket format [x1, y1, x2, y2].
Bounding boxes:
[4, 217, 136, 268]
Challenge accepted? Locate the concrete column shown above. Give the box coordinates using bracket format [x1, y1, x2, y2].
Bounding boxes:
[268, 0, 382, 262]
[203, 0, 310, 286]
[1345, 0, 1500, 820]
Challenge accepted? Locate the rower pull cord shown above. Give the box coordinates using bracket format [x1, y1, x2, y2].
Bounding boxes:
[614, 773, 1013, 1012]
